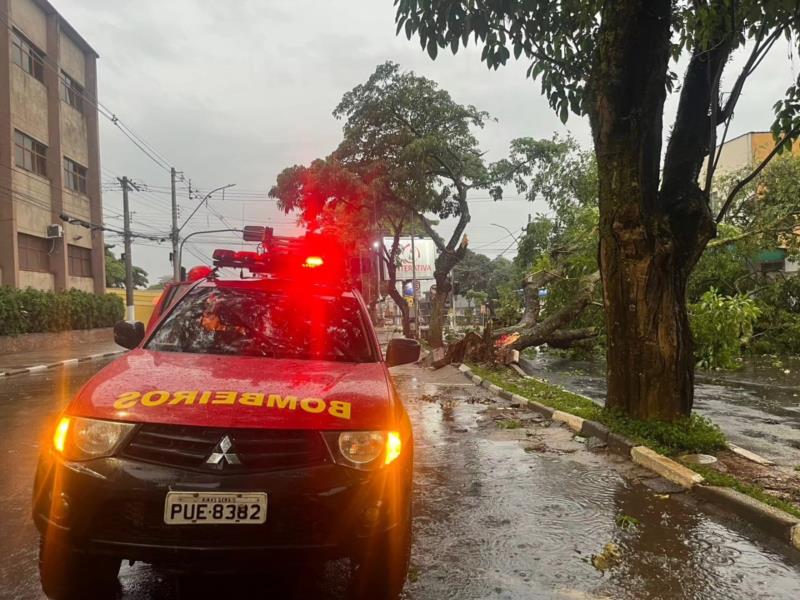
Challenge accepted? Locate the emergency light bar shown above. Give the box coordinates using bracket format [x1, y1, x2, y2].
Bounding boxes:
[211, 249, 263, 269]
[208, 231, 369, 284]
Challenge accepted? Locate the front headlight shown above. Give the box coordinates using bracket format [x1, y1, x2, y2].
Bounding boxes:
[339, 431, 385, 464]
[324, 430, 402, 470]
[52, 416, 135, 461]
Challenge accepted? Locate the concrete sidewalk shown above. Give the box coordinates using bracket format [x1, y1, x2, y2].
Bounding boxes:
[0, 339, 125, 377]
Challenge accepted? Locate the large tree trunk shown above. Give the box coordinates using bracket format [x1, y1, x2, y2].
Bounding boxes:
[383, 246, 413, 337]
[428, 271, 451, 347]
[590, 1, 688, 421]
[415, 188, 471, 348]
[589, 1, 724, 421]
[427, 242, 466, 347]
[387, 286, 412, 337]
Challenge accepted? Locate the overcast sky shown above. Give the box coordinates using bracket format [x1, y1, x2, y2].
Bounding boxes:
[55, 0, 798, 283]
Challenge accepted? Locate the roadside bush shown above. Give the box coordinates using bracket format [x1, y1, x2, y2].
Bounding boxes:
[0, 286, 124, 336]
[750, 276, 800, 356]
[689, 288, 760, 370]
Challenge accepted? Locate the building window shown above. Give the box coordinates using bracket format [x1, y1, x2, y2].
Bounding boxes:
[60, 71, 84, 113]
[14, 131, 47, 177]
[63, 157, 87, 194]
[18, 233, 50, 272]
[11, 30, 45, 82]
[68, 245, 93, 277]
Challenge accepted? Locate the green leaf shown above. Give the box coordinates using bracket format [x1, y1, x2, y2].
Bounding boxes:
[427, 39, 438, 60]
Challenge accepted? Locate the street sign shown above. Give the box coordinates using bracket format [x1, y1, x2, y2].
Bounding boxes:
[384, 237, 437, 280]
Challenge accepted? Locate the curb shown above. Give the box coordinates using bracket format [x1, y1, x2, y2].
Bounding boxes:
[631, 446, 705, 489]
[0, 350, 125, 378]
[552, 410, 584, 433]
[728, 443, 774, 466]
[456, 363, 800, 551]
[694, 486, 800, 548]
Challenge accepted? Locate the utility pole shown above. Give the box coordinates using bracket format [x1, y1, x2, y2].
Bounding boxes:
[410, 218, 419, 338]
[450, 273, 457, 332]
[118, 176, 138, 322]
[171, 167, 180, 281]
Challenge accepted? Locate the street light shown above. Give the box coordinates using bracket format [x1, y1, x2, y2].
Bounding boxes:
[179, 183, 237, 234]
[490, 222, 521, 244]
[175, 184, 236, 277]
[491, 223, 523, 258]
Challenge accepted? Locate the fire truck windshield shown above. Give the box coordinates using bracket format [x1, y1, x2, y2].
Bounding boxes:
[146, 287, 375, 363]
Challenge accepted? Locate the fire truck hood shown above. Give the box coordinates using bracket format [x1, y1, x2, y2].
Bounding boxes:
[68, 349, 395, 430]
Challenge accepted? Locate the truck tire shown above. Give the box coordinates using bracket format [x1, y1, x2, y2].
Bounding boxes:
[350, 513, 412, 600]
[38, 537, 120, 600]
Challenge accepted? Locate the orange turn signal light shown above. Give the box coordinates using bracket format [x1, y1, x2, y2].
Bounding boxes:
[53, 416, 71, 454]
[385, 431, 402, 465]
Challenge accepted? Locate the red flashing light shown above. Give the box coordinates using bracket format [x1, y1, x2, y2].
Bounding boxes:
[187, 265, 213, 281]
[303, 256, 324, 269]
[212, 249, 235, 263]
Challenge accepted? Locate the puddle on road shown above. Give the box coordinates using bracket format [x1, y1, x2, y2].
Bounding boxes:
[395, 371, 800, 600]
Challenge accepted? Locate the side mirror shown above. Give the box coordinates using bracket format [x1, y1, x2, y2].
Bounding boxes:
[385, 338, 421, 367]
[114, 320, 145, 350]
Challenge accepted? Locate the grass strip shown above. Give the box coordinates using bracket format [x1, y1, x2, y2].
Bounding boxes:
[691, 465, 800, 519]
[469, 364, 725, 456]
[470, 363, 800, 519]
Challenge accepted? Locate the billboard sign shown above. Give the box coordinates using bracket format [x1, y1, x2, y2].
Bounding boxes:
[383, 237, 437, 281]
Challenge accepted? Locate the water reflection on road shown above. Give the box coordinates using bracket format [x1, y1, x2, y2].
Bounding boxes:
[397, 365, 800, 600]
[519, 354, 800, 466]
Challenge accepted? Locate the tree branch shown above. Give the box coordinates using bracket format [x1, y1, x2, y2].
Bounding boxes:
[715, 124, 800, 223]
[707, 213, 800, 248]
[718, 26, 781, 123]
[661, 28, 734, 209]
[539, 328, 599, 349]
[495, 272, 600, 344]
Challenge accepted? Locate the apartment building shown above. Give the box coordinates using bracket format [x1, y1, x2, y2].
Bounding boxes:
[0, 0, 104, 293]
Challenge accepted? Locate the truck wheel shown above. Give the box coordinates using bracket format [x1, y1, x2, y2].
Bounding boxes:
[38, 537, 120, 600]
[350, 515, 412, 600]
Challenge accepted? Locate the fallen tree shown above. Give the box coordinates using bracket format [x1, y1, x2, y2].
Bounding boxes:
[451, 269, 601, 365]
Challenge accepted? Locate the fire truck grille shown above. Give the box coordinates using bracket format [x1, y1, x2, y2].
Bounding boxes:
[121, 424, 330, 472]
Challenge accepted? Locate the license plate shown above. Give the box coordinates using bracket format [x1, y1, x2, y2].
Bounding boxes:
[164, 492, 267, 525]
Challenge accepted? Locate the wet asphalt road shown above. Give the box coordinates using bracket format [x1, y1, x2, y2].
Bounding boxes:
[1, 360, 800, 599]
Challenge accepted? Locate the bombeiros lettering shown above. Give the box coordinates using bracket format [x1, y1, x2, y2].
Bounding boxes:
[113, 390, 352, 420]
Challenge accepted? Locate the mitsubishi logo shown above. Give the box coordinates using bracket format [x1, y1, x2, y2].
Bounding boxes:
[206, 435, 241, 467]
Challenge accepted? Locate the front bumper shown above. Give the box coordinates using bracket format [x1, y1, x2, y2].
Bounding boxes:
[33, 448, 411, 568]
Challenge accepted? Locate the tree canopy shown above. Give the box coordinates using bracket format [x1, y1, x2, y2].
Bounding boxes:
[105, 246, 148, 289]
[272, 61, 504, 345]
[395, 0, 800, 420]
